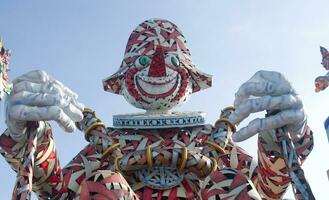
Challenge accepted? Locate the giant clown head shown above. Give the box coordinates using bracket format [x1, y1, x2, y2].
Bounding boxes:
[0, 38, 11, 100]
[103, 19, 212, 113]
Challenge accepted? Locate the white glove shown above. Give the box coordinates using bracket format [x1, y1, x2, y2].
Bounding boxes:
[229, 70, 306, 142]
[6, 70, 84, 141]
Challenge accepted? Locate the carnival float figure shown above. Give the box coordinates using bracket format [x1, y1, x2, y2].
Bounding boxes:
[0, 19, 314, 200]
[315, 46, 329, 138]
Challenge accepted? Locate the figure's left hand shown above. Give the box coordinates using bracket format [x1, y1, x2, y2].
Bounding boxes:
[229, 70, 307, 142]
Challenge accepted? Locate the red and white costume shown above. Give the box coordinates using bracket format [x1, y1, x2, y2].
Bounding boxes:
[1, 19, 314, 200]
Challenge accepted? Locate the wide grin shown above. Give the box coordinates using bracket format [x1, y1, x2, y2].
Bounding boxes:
[135, 75, 179, 98]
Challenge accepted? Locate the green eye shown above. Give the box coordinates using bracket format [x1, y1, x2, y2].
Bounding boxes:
[139, 56, 151, 66]
[171, 56, 180, 67]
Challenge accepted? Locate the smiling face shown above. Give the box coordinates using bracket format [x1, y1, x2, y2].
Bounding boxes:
[122, 45, 192, 111]
[103, 19, 212, 112]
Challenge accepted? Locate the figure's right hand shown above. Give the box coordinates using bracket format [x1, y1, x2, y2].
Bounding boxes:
[6, 70, 84, 141]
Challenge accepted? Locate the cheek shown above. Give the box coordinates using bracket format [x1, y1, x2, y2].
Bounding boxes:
[170, 67, 191, 102]
[176, 67, 190, 88]
[125, 69, 135, 87]
[124, 68, 142, 100]
[125, 69, 136, 91]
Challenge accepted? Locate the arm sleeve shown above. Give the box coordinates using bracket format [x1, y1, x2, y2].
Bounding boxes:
[200, 122, 261, 199]
[0, 122, 64, 198]
[0, 119, 119, 199]
[201, 117, 313, 200]
[0, 109, 127, 199]
[254, 126, 314, 199]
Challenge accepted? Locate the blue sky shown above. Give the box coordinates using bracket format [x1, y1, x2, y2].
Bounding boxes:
[1, 0, 329, 199]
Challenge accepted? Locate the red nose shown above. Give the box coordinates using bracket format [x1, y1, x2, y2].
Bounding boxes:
[148, 46, 166, 77]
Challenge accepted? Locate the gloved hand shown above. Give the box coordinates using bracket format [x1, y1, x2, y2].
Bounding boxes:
[5, 70, 84, 141]
[229, 70, 306, 142]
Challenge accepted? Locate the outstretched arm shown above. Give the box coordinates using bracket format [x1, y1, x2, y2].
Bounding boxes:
[229, 70, 314, 199]
[0, 70, 84, 198]
[256, 126, 313, 199]
[0, 122, 64, 198]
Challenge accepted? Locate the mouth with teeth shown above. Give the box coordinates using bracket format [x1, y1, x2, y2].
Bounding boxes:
[135, 71, 179, 99]
[125, 66, 190, 106]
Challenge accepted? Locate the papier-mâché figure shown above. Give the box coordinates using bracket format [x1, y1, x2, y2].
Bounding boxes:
[0, 19, 313, 200]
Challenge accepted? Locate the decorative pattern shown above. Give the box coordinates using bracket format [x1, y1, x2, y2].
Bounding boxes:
[256, 126, 314, 200]
[276, 127, 314, 199]
[0, 108, 314, 199]
[136, 167, 184, 190]
[74, 170, 137, 200]
[12, 122, 39, 200]
[0, 19, 315, 200]
[113, 111, 205, 129]
[201, 168, 261, 199]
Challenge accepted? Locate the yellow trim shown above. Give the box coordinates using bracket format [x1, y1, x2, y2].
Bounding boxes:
[84, 121, 105, 136]
[214, 118, 236, 132]
[210, 157, 218, 173]
[83, 108, 95, 115]
[114, 155, 125, 176]
[146, 145, 153, 168]
[179, 147, 188, 172]
[102, 143, 120, 157]
[205, 140, 226, 155]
